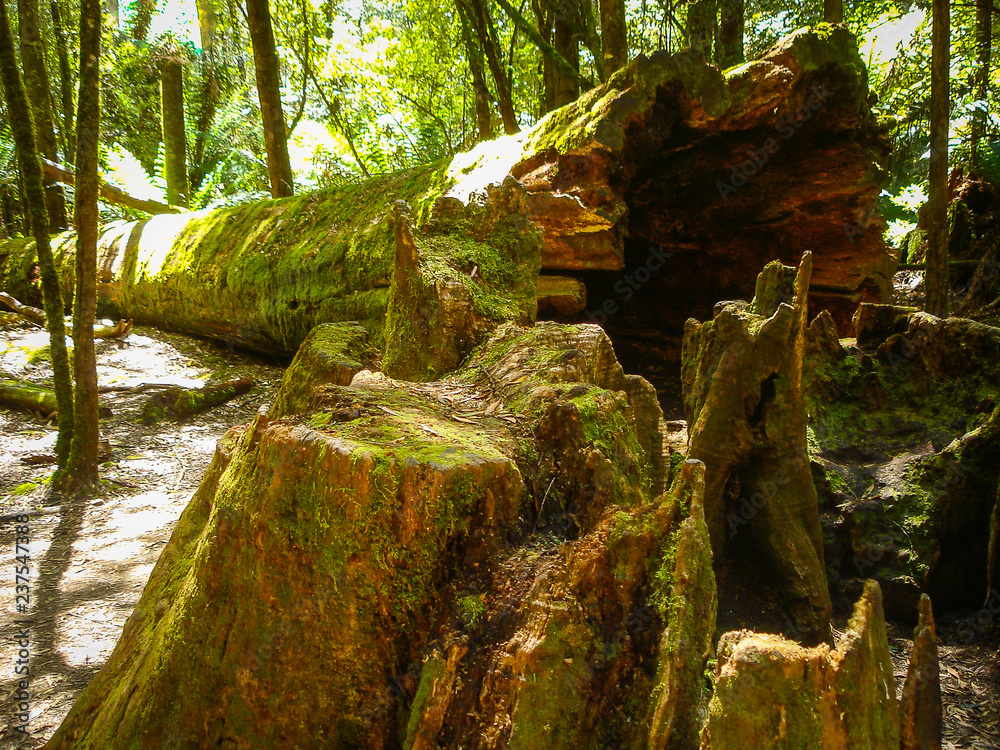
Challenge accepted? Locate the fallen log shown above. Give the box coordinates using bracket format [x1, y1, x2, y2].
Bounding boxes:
[140, 377, 255, 424]
[40, 158, 184, 215]
[1, 26, 890, 364]
[0, 290, 45, 326]
[0, 378, 58, 416]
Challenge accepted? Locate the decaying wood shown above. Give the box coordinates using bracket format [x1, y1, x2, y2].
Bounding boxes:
[683, 252, 831, 640]
[1, 290, 131, 338]
[0, 290, 45, 325]
[40, 158, 184, 215]
[93, 318, 132, 339]
[140, 377, 255, 424]
[0, 377, 58, 416]
[900, 594, 942, 750]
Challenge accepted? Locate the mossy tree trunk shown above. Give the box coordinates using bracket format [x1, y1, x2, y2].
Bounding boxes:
[716, 0, 744, 67]
[463, 0, 518, 135]
[19, 0, 67, 231]
[823, 0, 843, 24]
[57, 0, 102, 496]
[191, 0, 221, 192]
[160, 56, 189, 207]
[455, 0, 494, 142]
[926, 0, 950, 317]
[599, 0, 627, 77]
[552, 14, 579, 107]
[247, 0, 294, 198]
[0, 0, 74, 462]
[50, 0, 75, 165]
[686, 0, 716, 59]
[970, 0, 991, 168]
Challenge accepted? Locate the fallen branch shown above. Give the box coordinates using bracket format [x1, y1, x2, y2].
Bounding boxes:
[0, 378, 58, 416]
[1, 291, 132, 338]
[141, 377, 255, 424]
[98, 382, 180, 394]
[94, 318, 133, 339]
[0, 505, 63, 524]
[41, 158, 184, 215]
[0, 291, 45, 326]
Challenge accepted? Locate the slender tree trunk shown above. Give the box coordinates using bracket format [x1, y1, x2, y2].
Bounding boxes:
[131, 0, 156, 40]
[50, 0, 75, 164]
[686, 0, 715, 59]
[971, 0, 991, 168]
[552, 17, 579, 106]
[160, 57, 189, 206]
[926, 0, 950, 317]
[19, 0, 67, 230]
[197, 0, 217, 49]
[496, 0, 590, 100]
[191, 0, 220, 193]
[532, 0, 555, 114]
[823, 0, 843, 24]
[466, 0, 518, 134]
[716, 0, 744, 67]
[457, 0, 494, 142]
[599, 0, 627, 77]
[246, 0, 294, 198]
[0, 0, 74, 463]
[59, 0, 102, 495]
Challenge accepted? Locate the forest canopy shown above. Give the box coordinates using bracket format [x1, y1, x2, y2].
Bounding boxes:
[0, 0, 996, 248]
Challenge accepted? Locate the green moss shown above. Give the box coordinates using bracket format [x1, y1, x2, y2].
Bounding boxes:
[403, 654, 447, 749]
[457, 593, 486, 628]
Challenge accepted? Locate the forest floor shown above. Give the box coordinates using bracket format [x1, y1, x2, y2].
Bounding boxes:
[0, 320, 997, 748]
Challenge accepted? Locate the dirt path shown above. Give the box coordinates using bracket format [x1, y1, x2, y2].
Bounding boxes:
[0, 320, 997, 747]
[0, 323, 284, 747]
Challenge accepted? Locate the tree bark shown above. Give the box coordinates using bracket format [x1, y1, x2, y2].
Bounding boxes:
[50, 0, 75, 164]
[59, 0, 102, 496]
[552, 16, 579, 106]
[19, 0, 67, 230]
[130, 0, 155, 40]
[971, 0, 991, 168]
[599, 0, 627, 76]
[686, 0, 716, 60]
[0, 0, 74, 462]
[160, 57, 189, 207]
[464, 0, 518, 135]
[926, 0, 950, 317]
[900, 595, 942, 750]
[683, 254, 832, 640]
[716, 0, 744, 67]
[191, 0, 221, 193]
[494, 0, 591, 97]
[246, 0, 294, 198]
[823, 0, 843, 24]
[456, 0, 494, 142]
